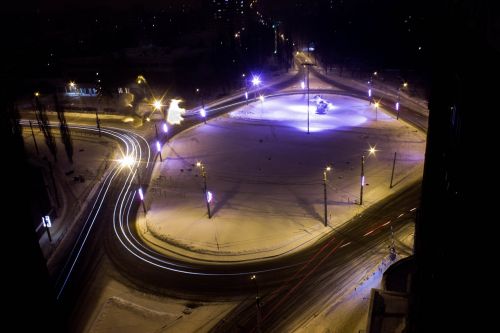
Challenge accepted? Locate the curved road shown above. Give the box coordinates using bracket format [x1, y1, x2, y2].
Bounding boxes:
[36, 68, 427, 330]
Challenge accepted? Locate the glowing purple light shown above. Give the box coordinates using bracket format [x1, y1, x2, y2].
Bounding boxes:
[162, 123, 168, 133]
[138, 188, 144, 201]
[252, 76, 261, 86]
[156, 141, 161, 152]
[301, 81, 305, 89]
[362, 176, 365, 186]
[200, 108, 206, 118]
[42, 216, 52, 228]
[368, 89, 372, 97]
[206, 191, 213, 203]
[245, 91, 248, 99]
[395, 102, 400, 111]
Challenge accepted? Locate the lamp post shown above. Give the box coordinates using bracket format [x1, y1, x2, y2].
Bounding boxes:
[395, 94, 400, 120]
[360, 146, 377, 205]
[200, 107, 207, 124]
[323, 166, 331, 226]
[95, 111, 101, 137]
[252, 75, 261, 99]
[250, 274, 262, 330]
[196, 161, 211, 219]
[390, 152, 397, 188]
[138, 187, 146, 214]
[42, 215, 52, 243]
[302, 62, 314, 134]
[359, 155, 365, 205]
[374, 101, 380, 121]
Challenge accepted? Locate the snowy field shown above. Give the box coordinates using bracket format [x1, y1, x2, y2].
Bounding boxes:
[138, 93, 425, 261]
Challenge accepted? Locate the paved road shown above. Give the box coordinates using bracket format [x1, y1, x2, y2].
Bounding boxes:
[24, 66, 426, 330]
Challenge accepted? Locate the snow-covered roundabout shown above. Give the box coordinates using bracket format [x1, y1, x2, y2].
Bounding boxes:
[137, 93, 426, 262]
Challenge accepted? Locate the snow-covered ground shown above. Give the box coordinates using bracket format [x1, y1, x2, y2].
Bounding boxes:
[138, 93, 425, 261]
[22, 127, 117, 264]
[293, 223, 415, 333]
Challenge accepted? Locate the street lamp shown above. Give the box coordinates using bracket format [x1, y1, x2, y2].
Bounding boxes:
[302, 62, 314, 134]
[156, 140, 162, 162]
[360, 155, 365, 205]
[200, 107, 207, 124]
[250, 274, 262, 328]
[138, 187, 146, 214]
[360, 146, 377, 205]
[252, 75, 261, 99]
[196, 161, 212, 219]
[390, 151, 397, 188]
[323, 166, 332, 226]
[374, 101, 380, 121]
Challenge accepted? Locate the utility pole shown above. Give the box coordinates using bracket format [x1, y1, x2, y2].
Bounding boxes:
[197, 162, 211, 219]
[360, 155, 365, 205]
[95, 111, 101, 137]
[390, 152, 397, 188]
[302, 62, 314, 134]
[323, 166, 331, 226]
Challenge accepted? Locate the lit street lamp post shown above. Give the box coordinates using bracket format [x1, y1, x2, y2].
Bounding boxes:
[196, 161, 211, 219]
[250, 274, 262, 330]
[138, 187, 146, 214]
[360, 146, 377, 205]
[323, 166, 331, 226]
[360, 155, 365, 205]
[395, 95, 400, 120]
[42, 215, 52, 243]
[302, 62, 314, 134]
[200, 107, 207, 124]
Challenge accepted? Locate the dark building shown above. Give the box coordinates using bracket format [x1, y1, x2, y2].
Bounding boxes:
[411, 1, 497, 332]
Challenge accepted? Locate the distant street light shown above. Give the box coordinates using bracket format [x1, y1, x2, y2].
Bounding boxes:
[374, 101, 380, 121]
[200, 107, 207, 124]
[323, 166, 332, 226]
[156, 140, 162, 162]
[196, 161, 212, 219]
[360, 146, 377, 205]
[138, 187, 146, 214]
[252, 75, 261, 86]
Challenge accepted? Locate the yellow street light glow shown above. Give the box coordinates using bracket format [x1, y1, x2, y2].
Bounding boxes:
[196, 161, 202, 168]
[119, 155, 135, 168]
[368, 146, 377, 156]
[34, 92, 40, 97]
[326, 166, 331, 172]
[153, 100, 162, 110]
[374, 102, 380, 108]
[403, 82, 408, 88]
[69, 81, 76, 88]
